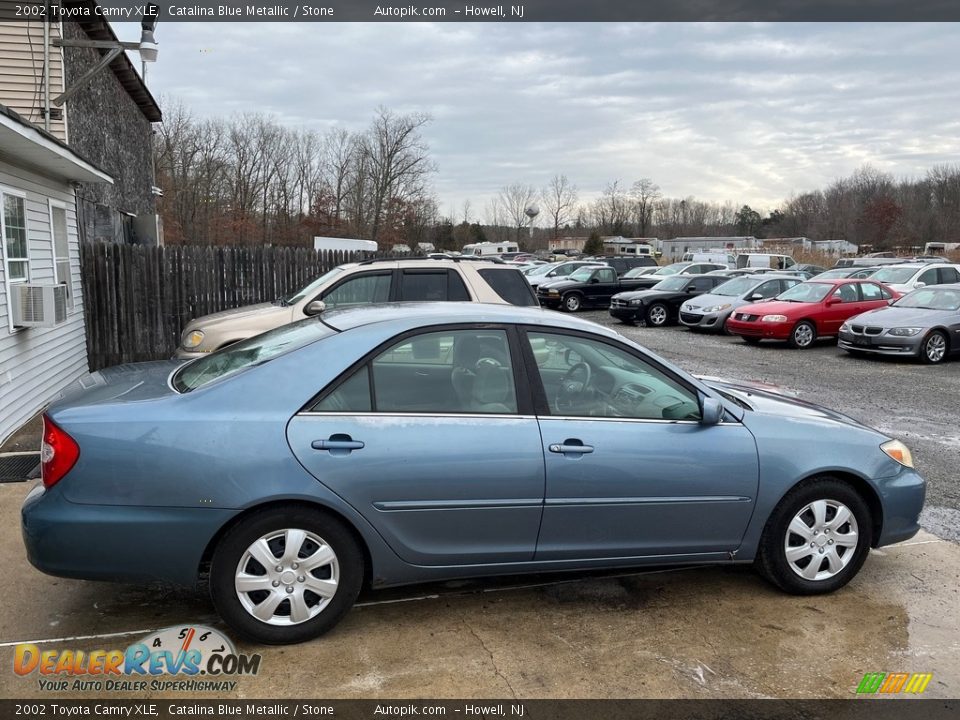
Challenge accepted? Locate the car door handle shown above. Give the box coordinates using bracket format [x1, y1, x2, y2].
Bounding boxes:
[549, 440, 594, 455]
[312, 438, 365, 451]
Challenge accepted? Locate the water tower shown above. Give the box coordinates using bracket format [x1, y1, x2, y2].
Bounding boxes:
[524, 205, 539, 240]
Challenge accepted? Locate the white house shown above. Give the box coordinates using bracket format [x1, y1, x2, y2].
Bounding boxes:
[0, 103, 113, 446]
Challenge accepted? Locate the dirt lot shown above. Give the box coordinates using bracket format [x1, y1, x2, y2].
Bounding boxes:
[0, 314, 958, 700]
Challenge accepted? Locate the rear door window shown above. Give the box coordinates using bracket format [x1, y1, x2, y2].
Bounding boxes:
[939, 267, 960, 284]
[477, 268, 538, 306]
[399, 269, 470, 301]
[859, 282, 883, 301]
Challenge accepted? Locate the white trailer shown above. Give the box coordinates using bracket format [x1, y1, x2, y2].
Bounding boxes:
[313, 237, 378, 253]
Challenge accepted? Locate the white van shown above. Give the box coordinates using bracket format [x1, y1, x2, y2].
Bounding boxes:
[736, 253, 795, 270]
[462, 241, 520, 257]
[682, 251, 737, 268]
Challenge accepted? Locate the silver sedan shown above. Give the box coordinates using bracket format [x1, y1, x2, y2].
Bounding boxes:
[679, 274, 802, 333]
[838, 284, 960, 364]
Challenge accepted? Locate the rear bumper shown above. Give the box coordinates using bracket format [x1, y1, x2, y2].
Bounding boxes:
[838, 332, 922, 356]
[21, 483, 233, 587]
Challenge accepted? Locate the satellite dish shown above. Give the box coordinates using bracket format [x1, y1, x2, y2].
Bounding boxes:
[525, 205, 540, 220]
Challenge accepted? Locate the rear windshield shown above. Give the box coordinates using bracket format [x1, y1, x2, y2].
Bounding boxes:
[172, 319, 334, 392]
[477, 268, 538, 306]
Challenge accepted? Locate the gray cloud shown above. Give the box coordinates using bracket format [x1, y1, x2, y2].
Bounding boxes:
[136, 21, 960, 217]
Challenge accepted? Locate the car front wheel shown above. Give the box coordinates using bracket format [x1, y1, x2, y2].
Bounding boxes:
[756, 478, 871, 595]
[789, 320, 816, 349]
[646, 303, 669, 327]
[921, 330, 948, 364]
[562, 293, 583, 312]
[210, 506, 364, 644]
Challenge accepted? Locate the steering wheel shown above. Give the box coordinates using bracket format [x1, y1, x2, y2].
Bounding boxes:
[556, 362, 593, 412]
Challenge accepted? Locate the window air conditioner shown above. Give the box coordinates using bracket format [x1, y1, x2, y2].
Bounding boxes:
[11, 284, 69, 328]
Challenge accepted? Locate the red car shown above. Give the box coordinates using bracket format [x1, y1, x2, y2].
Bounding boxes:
[726, 279, 900, 348]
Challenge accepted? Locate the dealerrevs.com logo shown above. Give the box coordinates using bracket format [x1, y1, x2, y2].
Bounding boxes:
[13, 625, 262, 692]
[856, 672, 933, 695]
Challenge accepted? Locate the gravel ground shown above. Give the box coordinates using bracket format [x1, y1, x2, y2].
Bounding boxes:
[576, 309, 960, 542]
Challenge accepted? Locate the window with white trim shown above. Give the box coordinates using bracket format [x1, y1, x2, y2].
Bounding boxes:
[2, 192, 29, 283]
[50, 202, 74, 310]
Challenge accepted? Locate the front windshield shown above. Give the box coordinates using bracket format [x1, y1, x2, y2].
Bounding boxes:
[776, 282, 832, 303]
[568, 268, 596, 282]
[525, 263, 556, 276]
[712, 276, 757, 296]
[894, 288, 960, 311]
[652, 277, 690, 291]
[281, 267, 346, 305]
[871, 267, 917, 284]
[172, 318, 333, 392]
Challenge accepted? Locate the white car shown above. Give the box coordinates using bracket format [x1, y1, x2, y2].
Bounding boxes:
[869, 263, 960, 294]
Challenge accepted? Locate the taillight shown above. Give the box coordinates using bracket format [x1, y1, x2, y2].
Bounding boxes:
[40, 414, 80, 489]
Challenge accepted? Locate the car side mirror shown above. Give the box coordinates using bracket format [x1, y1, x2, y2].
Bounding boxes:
[826, 298, 841, 306]
[915, 282, 926, 289]
[304, 300, 326, 316]
[749, 293, 763, 301]
[687, 287, 698, 293]
[590, 277, 600, 284]
[700, 396, 722, 426]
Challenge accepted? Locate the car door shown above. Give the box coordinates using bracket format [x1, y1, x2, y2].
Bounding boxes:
[821, 283, 860, 334]
[585, 266, 619, 305]
[522, 329, 759, 560]
[286, 326, 545, 566]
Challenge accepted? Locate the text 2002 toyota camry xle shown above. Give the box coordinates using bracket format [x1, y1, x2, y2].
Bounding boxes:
[22, 304, 925, 644]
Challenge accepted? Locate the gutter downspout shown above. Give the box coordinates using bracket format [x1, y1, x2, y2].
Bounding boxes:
[42, 1, 50, 132]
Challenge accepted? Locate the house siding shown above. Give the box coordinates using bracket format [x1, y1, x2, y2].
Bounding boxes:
[0, 21, 67, 141]
[62, 22, 156, 244]
[0, 159, 88, 447]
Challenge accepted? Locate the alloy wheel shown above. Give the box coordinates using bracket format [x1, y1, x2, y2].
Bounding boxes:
[792, 322, 814, 348]
[564, 294, 581, 312]
[647, 304, 668, 326]
[924, 332, 947, 363]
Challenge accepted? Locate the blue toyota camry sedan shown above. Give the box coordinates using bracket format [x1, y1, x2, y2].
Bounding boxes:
[22, 304, 925, 644]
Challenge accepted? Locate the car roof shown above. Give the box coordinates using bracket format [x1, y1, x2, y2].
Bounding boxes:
[321, 302, 618, 336]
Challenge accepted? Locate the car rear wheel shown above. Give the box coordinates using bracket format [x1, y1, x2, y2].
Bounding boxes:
[920, 330, 948, 364]
[755, 478, 871, 595]
[789, 321, 816, 349]
[210, 506, 364, 644]
[646, 303, 669, 327]
[562, 293, 583, 312]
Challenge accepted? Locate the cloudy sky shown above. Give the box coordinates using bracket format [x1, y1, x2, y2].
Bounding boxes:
[124, 22, 960, 218]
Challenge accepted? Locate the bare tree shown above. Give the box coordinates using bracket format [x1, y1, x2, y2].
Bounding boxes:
[497, 183, 539, 242]
[630, 178, 660, 237]
[541, 174, 578, 238]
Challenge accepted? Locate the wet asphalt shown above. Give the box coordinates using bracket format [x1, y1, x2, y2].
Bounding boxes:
[579, 309, 960, 542]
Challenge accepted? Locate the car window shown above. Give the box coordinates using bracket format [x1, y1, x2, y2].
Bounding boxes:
[477, 268, 538, 306]
[596, 268, 617, 282]
[526, 332, 701, 421]
[313, 365, 372, 412]
[321, 272, 391, 309]
[918, 268, 938, 286]
[939, 267, 960, 284]
[880, 285, 894, 300]
[755, 281, 780, 299]
[399, 269, 470, 302]
[832, 284, 859, 303]
[691, 278, 715, 292]
[373, 329, 517, 414]
[780, 279, 801, 292]
[859, 282, 882, 301]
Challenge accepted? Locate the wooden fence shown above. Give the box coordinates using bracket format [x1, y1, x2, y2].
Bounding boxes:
[79, 243, 365, 370]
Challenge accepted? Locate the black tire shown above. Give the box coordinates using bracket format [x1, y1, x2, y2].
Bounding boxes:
[210, 506, 364, 645]
[920, 330, 948, 364]
[788, 320, 817, 349]
[755, 477, 871, 595]
[646, 302, 670, 327]
[562, 293, 583, 313]
[742, 336, 761, 345]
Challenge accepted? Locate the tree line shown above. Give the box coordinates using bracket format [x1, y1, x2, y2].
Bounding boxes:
[154, 102, 960, 252]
